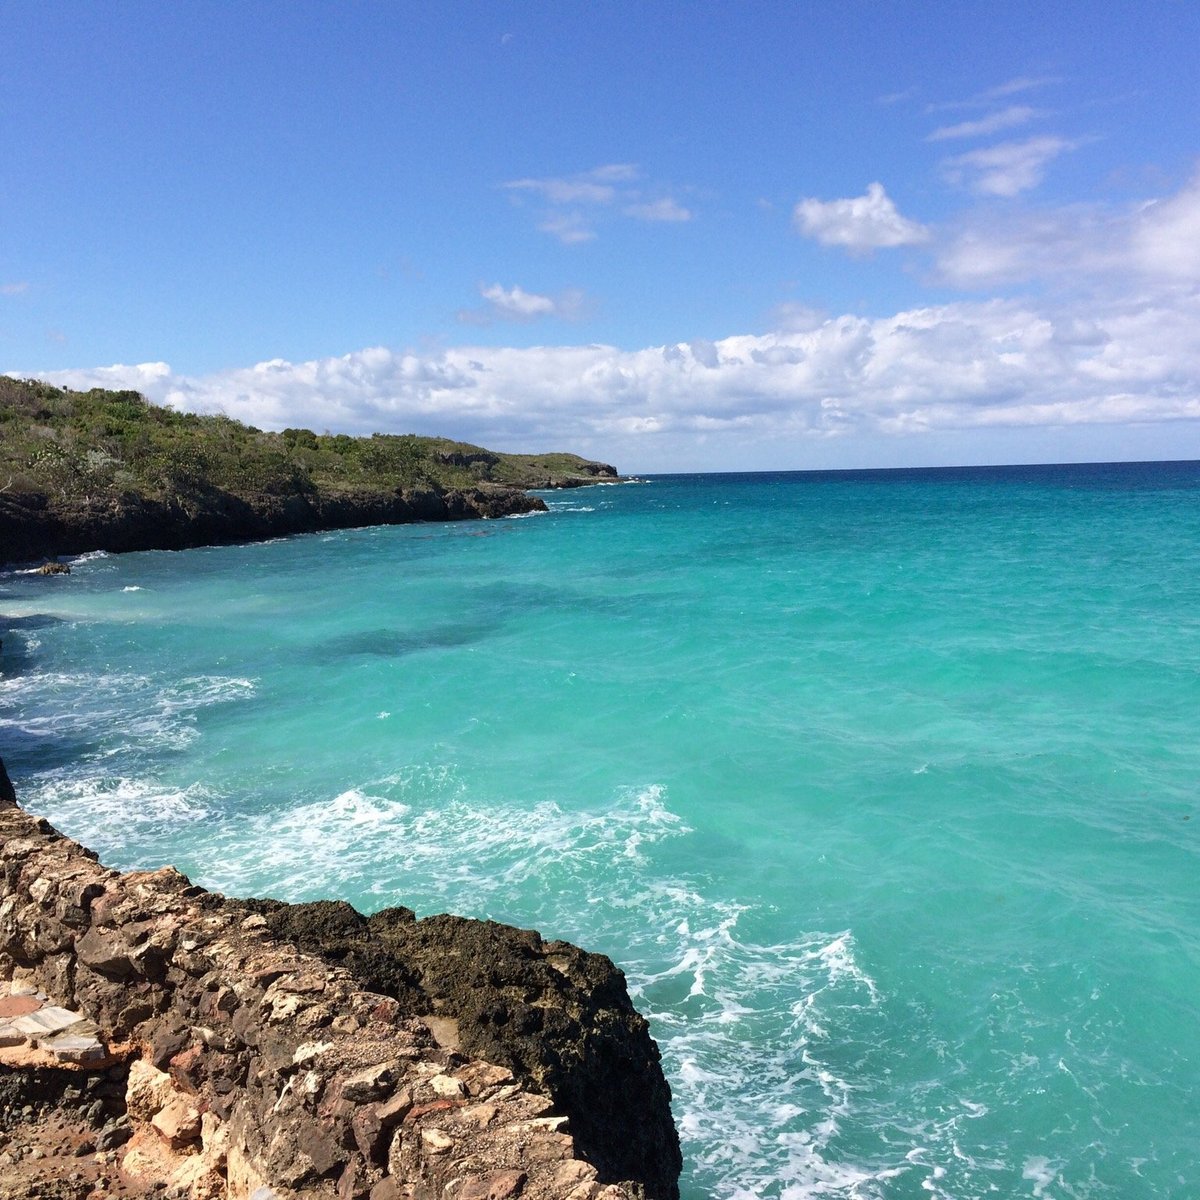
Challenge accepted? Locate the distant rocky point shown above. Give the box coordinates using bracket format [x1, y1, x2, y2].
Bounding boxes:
[0, 377, 618, 566]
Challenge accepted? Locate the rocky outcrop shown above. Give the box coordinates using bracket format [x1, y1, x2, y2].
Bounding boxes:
[249, 903, 679, 1197]
[0, 770, 681, 1200]
[0, 484, 546, 567]
[431, 451, 619, 491]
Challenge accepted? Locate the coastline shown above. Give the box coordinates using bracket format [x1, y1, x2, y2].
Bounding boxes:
[0, 377, 621, 569]
[0, 767, 681, 1200]
[0, 444, 682, 1199]
[0, 478, 614, 569]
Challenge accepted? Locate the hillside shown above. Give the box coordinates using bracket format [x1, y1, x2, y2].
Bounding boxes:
[0, 377, 617, 564]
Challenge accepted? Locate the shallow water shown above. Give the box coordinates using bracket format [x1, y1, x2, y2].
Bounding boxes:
[4, 463, 1199, 1199]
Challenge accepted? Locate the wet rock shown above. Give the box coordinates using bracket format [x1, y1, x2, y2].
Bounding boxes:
[0, 758, 16, 808]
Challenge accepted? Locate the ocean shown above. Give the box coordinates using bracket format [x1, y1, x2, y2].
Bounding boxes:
[2, 462, 1199, 1199]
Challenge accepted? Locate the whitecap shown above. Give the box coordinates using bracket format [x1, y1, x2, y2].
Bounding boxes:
[28, 773, 215, 836]
[1022, 1156, 1060, 1197]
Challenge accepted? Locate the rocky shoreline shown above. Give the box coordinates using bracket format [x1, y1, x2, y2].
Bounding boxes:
[0, 377, 621, 569]
[0, 760, 681, 1200]
[0, 484, 550, 568]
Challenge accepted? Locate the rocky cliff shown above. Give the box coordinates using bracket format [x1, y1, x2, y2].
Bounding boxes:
[0, 484, 547, 566]
[0, 377, 621, 567]
[0, 767, 681, 1200]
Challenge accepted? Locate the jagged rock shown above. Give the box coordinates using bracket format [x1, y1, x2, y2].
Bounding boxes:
[1, 485, 547, 565]
[0, 759, 16, 808]
[0, 762, 681, 1200]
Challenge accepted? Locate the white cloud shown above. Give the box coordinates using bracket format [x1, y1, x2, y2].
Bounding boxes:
[794, 183, 929, 251]
[503, 163, 693, 241]
[459, 283, 585, 324]
[982, 76, 1059, 102]
[26, 286, 1200, 467]
[936, 168, 1200, 287]
[508, 178, 612, 206]
[928, 76, 1060, 113]
[943, 136, 1076, 196]
[503, 163, 639, 206]
[1132, 178, 1200, 279]
[878, 87, 918, 106]
[480, 283, 556, 319]
[623, 198, 692, 222]
[927, 105, 1040, 142]
[537, 213, 596, 245]
[1, 281, 29, 296]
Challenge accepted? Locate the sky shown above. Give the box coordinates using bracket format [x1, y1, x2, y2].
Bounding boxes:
[3, 2, 1200, 472]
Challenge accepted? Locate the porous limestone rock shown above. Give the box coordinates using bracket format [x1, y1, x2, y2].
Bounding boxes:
[0, 760, 681, 1200]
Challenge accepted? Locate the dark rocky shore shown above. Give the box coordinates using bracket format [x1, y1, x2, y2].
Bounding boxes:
[0, 376, 621, 567]
[0, 760, 682, 1200]
[0, 478, 588, 567]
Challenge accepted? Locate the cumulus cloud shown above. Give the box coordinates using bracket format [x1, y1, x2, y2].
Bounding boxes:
[1132, 177, 1200, 279]
[936, 169, 1200, 287]
[927, 105, 1041, 142]
[458, 283, 585, 324]
[480, 283, 555, 319]
[794, 183, 930, 251]
[27, 286, 1200, 464]
[943, 136, 1076, 196]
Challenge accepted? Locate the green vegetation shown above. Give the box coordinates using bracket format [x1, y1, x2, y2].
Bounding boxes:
[0, 376, 613, 502]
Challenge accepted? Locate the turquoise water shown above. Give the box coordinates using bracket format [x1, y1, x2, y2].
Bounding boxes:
[3, 463, 1199, 1199]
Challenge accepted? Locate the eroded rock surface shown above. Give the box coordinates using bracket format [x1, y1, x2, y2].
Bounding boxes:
[0, 768, 681, 1200]
[0, 484, 546, 566]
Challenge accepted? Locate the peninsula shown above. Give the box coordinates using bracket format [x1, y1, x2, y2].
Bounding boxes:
[0, 377, 618, 566]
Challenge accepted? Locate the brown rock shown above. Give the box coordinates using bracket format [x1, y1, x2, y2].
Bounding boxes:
[458, 1169, 528, 1200]
[151, 1097, 202, 1148]
[0, 790, 678, 1200]
[0, 995, 41, 1019]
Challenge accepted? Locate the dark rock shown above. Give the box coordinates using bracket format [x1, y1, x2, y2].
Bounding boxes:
[0, 765, 679, 1200]
[95, 1118, 133, 1152]
[1, 483, 547, 565]
[260, 902, 681, 1199]
[0, 759, 15, 808]
[75, 928, 136, 981]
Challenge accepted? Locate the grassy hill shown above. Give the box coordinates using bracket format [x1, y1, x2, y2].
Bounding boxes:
[0, 377, 617, 564]
[0, 376, 615, 501]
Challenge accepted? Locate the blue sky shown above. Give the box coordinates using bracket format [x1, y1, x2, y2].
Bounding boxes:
[4, 2, 1199, 471]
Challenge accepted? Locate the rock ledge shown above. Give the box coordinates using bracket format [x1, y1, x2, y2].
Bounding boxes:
[0, 768, 680, 1200]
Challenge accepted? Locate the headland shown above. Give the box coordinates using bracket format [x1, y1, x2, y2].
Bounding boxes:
[0, 377, 618, 566]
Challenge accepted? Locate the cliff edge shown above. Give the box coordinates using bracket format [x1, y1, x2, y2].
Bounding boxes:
[0, 764, 681, 1200]
[0, 377, 620, 566]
